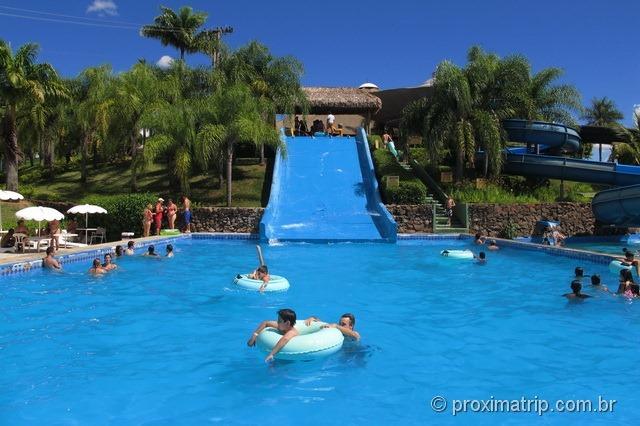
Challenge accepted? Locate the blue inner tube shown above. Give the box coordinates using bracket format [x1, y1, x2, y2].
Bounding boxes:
[233, 274, 290, 292]
[256, 321, 344, 360]
[440, 249, 474, 259]
[609, 260, 639, 278]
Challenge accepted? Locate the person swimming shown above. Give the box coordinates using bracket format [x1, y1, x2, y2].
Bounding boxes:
[125, 240, 135, 255]
[247, 308, 299, 363]
[115, 245, 124, 257]
[89, 258, 106, 275]
[166, 244, 174, 258]
[474, 233, 485, 245]
[474, 251, 487, 265]
[590, 274, 610, 293]
[143, 245, 159, 257]
[248, 265, 270, 292]
[563, 280, 591, 300]
[102, 253, 117, 271]
[574, 267, 586, 280]
[304, 313, 360, 341]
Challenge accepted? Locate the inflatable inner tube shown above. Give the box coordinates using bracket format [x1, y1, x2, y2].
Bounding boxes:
[440, 249, 474, 259]
[234, 274, 290, 292]
[256, 321, 344, 360]
[609, 260, 639, 278]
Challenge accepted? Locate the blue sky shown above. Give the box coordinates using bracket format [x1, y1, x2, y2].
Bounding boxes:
[1, 0, 638, 125]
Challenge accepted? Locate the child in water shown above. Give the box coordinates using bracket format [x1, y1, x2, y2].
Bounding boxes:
[247, 308, 299, 362]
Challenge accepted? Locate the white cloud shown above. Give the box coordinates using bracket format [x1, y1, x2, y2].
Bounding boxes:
[87, 0, 118, 16]
[156, 55, 174, 70]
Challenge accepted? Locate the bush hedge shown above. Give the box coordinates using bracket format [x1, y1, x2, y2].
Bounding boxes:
[372, 149, 427, 204]
[80, 193, 157, 241]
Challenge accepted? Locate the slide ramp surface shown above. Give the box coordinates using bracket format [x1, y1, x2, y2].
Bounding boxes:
[260, 129, 396, 242]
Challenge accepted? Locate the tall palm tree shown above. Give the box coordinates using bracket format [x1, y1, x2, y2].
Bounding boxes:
[520, 67, 582, 126]
[582, 97, 624, 127]
[75, 66, 113, 183]
[141, 6, 208, 60]
[194, 83, 282, 206]
[213, 41, 306, 164]
[0, 41, 66, 190]
[112, 63, 164, 191]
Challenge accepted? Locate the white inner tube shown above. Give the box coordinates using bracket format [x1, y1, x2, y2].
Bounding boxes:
[609, 260, 639, 278]
[440, 249, 474, 259]
[234, 274, 290, 292]
[256, 321, 344, 360]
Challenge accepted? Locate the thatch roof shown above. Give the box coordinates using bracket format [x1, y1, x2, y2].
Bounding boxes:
[301, 87, 382, 114]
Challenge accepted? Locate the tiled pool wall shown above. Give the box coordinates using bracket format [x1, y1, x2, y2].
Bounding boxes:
[0, 232, 620, 276]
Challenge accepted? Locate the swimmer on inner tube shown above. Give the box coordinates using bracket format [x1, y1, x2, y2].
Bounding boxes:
[247, 308, 298, 362]
[305, 313, 360, 341]
[247, 264, 270, 292]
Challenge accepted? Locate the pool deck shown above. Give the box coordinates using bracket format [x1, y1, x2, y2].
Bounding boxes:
[0, 232, 620, 276]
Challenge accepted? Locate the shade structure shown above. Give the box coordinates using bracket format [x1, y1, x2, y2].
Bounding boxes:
[15, 206, 65, 236]
[67, 204, 107, 244]
[0, 190, 24, 232]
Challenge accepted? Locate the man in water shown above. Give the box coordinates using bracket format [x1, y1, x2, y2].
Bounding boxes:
[143, 245, 159, 257]
[563, 280, 591, 300]
[618, 251, 640, 276]
[247, 308, 299, 362]
[102, 253, 117, 271]
[125, 240, 135, 255]
[590, 274, 610, 293]
[305, 313, 360, 341]
[42, 246, 62, 270]
[574, 267, 586, 281]
[474, 251, 487, 265]
[166, 244, 174, 258]
[487, 240, 499, 251]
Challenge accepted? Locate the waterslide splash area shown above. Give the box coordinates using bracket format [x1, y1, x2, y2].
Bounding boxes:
[260, 129, 396, 242]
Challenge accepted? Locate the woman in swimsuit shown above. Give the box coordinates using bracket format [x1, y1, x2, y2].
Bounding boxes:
[143, 204, 153, 237]
[166, 199, 177, 230]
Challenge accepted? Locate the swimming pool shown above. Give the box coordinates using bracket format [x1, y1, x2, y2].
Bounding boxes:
[1, 238, 638, 424]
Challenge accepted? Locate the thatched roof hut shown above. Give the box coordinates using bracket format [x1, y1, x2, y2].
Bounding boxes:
[301, 87, 382, 115]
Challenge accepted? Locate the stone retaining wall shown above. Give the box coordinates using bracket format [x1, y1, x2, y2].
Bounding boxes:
[468, 203, 622, 237]
[386, 205, 433, 233]
[191, 207, 264, 233]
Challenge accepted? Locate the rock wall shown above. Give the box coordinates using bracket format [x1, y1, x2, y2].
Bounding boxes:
[386, 205, 433, 233]
[191, 207, 264, 233]
[467, 203, 622, 237]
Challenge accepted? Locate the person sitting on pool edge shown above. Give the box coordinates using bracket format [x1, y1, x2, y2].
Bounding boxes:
[102, 253, 117, 271]
[563, 280, 591, 300]
[247, 308, 299, 362]
[166, 244, 174, 257]
[618, 251, 640, 276]
[143, 245, 159, 257]
[89, 258, 106, 275]
[474, 251, 487, 265]
[248, 265, 270, 292]
[304, 313, 360, 341]
[42, 246, 62, 270]
[125, 240, 135, 255]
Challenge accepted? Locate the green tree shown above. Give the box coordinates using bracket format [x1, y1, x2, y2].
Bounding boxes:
[0, 41, 66, 190]
[75, 66, 113, 183]
[582, 97, 624, 127]
[194, 83, 282, 206]
[141, 6, 208, 60]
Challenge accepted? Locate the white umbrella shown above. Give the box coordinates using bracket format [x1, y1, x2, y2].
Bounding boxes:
[15, 206, 64, 236]
[67, 204, 108, 244]
[0, 190, 24, 232]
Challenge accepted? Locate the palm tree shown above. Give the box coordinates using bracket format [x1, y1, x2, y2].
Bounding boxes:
[111, 63, 164, 191]
[0, 41, 66, 190]
[141, 6, 208, 60]
[75, 66, 113, 183]
[582, 97, 624, 127]
[194, 83, 282, 206]
[213, 41, 306, 164]
[519, 67, 582, 126]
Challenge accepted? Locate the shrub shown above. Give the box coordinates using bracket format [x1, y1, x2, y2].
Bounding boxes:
[80, 193, 157, 241]
[385, 181, 427, 204]
[368, 135, 382, 151]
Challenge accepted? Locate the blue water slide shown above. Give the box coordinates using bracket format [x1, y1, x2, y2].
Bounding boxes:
[502, 119, 581, 153]
[500, 119, 640, 226]
[592, 184, 640, 227]
[259, 128, 397, 242]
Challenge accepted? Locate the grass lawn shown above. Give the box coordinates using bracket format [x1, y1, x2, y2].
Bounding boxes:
[15, 159, 269, 207]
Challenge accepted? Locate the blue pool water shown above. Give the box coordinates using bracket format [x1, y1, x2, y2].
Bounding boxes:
[565, 241, 634, 256]
[1, 239, 639, 425]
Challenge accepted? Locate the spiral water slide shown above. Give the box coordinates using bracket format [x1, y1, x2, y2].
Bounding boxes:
[259, 128, 397, 242]
[500, 119, 640, 226]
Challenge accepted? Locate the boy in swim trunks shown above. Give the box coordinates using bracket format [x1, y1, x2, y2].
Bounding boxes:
[247, 308, 299, 362]
[304, 313, 360, 341]
[563, 280, 591, 300]
[248, 265, 270, 292]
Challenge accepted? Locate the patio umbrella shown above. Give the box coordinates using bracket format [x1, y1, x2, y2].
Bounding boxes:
[67, 204, 108, 243]
[15, 206, 64, 236]
[0, 190, 24, 232]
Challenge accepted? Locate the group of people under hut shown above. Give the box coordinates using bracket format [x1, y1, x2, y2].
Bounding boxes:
[294, 113, 344, 137]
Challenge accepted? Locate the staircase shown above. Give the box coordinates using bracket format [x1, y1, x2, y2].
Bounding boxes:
[398, 161, 468, 234]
